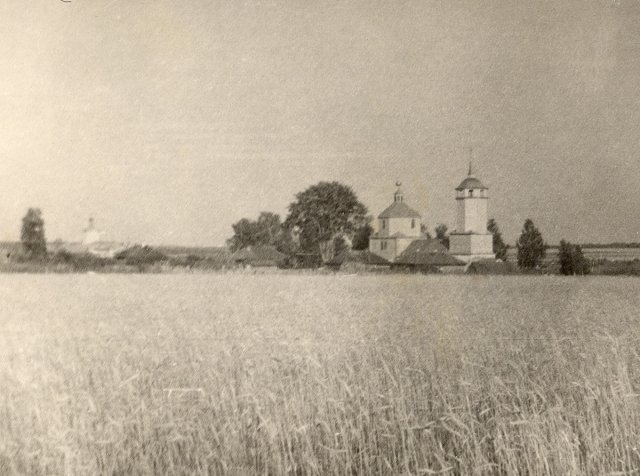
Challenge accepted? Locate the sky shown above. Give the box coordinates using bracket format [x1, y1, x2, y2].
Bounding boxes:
[1, 0, 639, 246]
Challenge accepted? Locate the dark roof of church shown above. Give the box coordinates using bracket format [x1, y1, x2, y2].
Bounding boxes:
[456, 176, 488, 191]
[395, 239, 466, 266]
[378, 202, 421, 219]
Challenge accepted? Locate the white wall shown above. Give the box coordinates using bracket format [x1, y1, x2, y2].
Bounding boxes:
[455, 198, 488, 234]
[378, 217, 421, 238]
[369, 237, 397, 262]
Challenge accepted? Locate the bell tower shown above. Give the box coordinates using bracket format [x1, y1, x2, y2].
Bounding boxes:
[449, 164, 495, 262]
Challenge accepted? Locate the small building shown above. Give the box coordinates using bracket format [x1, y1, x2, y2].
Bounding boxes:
[393, 238, 465, 272]
[449, 165, 495, 263]
[368, 182, 428, 262]
[229, 245, 286, 268]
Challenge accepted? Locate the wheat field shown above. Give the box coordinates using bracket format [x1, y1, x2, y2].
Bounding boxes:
[1, 273, 640, 475]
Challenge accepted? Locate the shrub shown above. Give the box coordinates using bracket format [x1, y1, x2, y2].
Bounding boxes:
[559, 240, 590, 275]
[115, 245, 167, 266]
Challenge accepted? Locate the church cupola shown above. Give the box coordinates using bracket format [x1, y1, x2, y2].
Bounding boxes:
[393, 181, 404, 203]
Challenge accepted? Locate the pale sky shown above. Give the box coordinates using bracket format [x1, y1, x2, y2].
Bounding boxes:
[1, 0, 639, 246]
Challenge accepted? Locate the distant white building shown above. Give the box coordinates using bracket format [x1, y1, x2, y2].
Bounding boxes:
[60, 218, 128, 258]
[449, 165, 495, 263]
[82, 217, 103, 245]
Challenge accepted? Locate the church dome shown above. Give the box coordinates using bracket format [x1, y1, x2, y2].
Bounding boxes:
[378, 202, 422, 219]
[379, 182, 421, 218]
[455, 176, 487, 191]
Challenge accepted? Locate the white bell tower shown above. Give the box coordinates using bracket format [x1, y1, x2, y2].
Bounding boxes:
[449, 163, 495, 262]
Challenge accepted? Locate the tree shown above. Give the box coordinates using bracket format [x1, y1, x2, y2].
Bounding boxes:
[435, 223, 449, 249]
[228, 212, 293, 254]
[115, 245, 167, 270]
[351, 218, 373, 250]
[285, 181, 367, 262]
[21, 208, 47, 258]
[333, 236, 349, 257]
[516, 219, 546, 269]
[559, 240, 590, 275]
[487, 218, 509, 261]
[420, 224, 433, 239]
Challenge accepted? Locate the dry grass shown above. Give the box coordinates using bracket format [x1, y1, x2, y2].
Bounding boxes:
[1, 274, 640, 475]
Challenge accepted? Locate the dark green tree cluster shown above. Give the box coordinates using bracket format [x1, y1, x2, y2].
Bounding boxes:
[434, 223, 449, 249]
[284, 181, 367, 262]
[21, 208, 47, 259]
[487, 218, 509, 261]
[516, 219, 546, 269]
[227, 212, 293, 254]
[351, 218, 373, 250]
[228, 182, 368, 263]
[559, 240, 590, 275]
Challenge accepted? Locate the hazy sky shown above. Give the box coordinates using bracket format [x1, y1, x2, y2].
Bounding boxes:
[1, 0, 639, 246]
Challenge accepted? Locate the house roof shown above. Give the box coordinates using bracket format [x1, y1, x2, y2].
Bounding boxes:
[395, 239, 466, 266]
[326, 249, 390, 266]
[456, 176, 488, 191]
[378, 202, 421, 219]
[230, 245, 286, 266]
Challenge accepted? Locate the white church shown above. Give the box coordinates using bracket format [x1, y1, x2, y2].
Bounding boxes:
[369, 165, 494, 267]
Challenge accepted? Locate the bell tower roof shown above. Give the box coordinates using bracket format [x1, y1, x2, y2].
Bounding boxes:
[455, 164, 488, 191]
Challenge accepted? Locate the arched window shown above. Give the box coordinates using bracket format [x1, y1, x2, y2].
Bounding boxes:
[469, 189, 474, 197]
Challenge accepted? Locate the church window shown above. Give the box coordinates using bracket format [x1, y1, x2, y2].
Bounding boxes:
[381, 240, 387, 250]
[382, 219, 386, 229]
[411, 219, 415, 229]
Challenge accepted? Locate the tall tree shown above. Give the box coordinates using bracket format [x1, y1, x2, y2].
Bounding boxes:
[351, 218, 373, 251]
[435, 223, 449, 249]
[228, 212, 292, 253]
[285, 181, 367, 262]
[21, 208, 47, 258]
[559, 240, 590, 275]
[487, 218, 509, 261]
[516, 219, 546, 269]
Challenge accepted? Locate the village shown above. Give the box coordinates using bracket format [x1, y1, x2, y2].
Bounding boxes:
[1, 165, 501, 272]
[5, 164, 636, 275]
